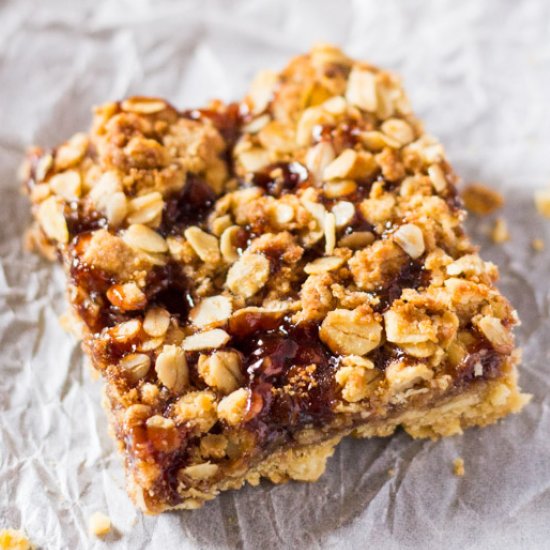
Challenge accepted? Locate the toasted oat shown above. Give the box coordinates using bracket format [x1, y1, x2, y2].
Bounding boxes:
[324, 212, 336, 254]
[323, 179, 357, 198]
[198, 350, 244, 394]
[385, 362, 433, 394]
[174, 390, 218, 432]
[462, 183, 504, 215]
[110, 319, 142, 343]
[243, 114, 270, 134]
[105, 192, 128, 226]
[306, 141, 336, 183]
[248, 70, 278, 115]
[338, 231, 375, 249]
[335, 357, 379, 402]
[225, 253, 270, 298]
[217, 387, 249, 425]
[37, 196, 68, 243]
[427, 164, 448, 193]
[320, 308, 382, 355]
[88, 512, 111, 538]
[155, 345, 189, 393]
[220, 225, 242, 263]
[143, 307, 171, 337]
[346, 66, 377, 112]
[123, 224, 168, 253]
[182, 329, 230, 351]
[127, 192, 164, 226]
[270, 202, 295, 226]
[184, 226, 220, 263]
[120, 353, 151, 383]
[121, 96, 168, 114]
[49, 170, 81, 201]
[393, 223, 425, 259]
[55, 133, 88, 170]
[189, 295, 233, 328]
[331, 201, 355, 228]
[323, 149, 376, 181]
[211, 214, 233, 237]
[237, 148, 271, 172]
[304, 256, 345, 275]
[106, 282, 147, 310]
[380, 118, 414, 145]
[475, 316, 513, 354]
[182, 462, 220, 480]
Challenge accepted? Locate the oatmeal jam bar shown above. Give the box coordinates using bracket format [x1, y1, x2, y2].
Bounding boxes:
[23, 45, 529, 513]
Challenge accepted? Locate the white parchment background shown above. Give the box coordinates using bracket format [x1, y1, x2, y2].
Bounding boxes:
[1, 0, 550, 548]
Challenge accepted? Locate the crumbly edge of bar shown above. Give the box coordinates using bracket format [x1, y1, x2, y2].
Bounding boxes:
[106, 363, 527, 513]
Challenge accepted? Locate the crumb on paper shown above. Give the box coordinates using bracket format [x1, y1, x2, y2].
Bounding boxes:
[88, 512, 112, 538]
[532, 238, 544, 251]
[534, 190, 550, 217]
[0, 529, 32, 550]
[461, 183, 504, 215]
[387, 468, 395, 477]
[491, 218, 510, 244]
[453, 457, 465, 477]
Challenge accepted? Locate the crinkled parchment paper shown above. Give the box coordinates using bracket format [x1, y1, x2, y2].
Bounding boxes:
[1, 0, 550, 548]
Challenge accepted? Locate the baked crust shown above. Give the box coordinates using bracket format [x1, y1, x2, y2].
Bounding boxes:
[23, 45, 529, 513]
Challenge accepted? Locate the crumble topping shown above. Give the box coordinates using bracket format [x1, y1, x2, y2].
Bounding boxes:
[23, 44, 527, 512]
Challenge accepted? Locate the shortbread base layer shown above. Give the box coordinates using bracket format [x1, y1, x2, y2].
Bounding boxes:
[108, 365, 528, 513]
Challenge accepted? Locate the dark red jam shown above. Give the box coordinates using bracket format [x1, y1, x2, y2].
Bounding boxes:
[453, 334, 506, 387]
[144, 262, 192, 318]
[159, 176, 217, 235]
[376, 258, 430, 312]
[64, 203, 107, 236]
[250, 161, 311, 198]
[70, 231, 191, 334]
[230, 319, 338, 449]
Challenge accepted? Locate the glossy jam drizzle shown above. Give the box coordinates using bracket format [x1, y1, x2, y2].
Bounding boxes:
[230, 317, 338, 448]
[159, 176, 217, 235]
[376, 258, 430, 312]
[250, 162, 310, 198]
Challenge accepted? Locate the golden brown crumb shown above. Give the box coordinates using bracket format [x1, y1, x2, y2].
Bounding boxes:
[532, 238, 545, 251]
[0, 529, 32, 550]
[491, 218, 510, 244]
[534, 190, 550, 218]
[453, 457, 465, 477]
[88, 512, 112, 538]
[461, 183, 504, 215]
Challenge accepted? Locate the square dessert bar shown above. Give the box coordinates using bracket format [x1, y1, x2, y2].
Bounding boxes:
[24, 45, 529, 513]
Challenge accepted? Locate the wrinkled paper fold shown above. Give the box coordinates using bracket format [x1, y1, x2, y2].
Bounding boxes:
[1, 0, 549, 548]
